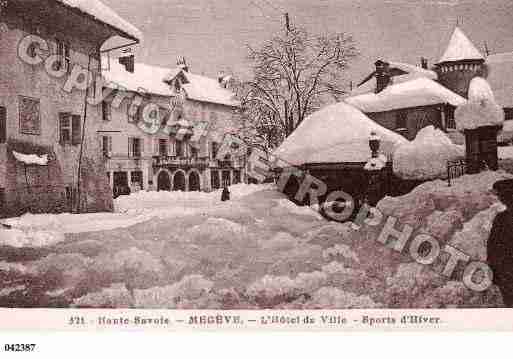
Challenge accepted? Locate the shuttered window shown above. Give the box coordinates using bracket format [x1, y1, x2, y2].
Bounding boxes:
[0, 106, 6, 144]
[71, 115, 81, 145]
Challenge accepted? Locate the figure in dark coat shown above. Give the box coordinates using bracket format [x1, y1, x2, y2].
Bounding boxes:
[488, 179, 513, 307]
[221, 186, 230, 201]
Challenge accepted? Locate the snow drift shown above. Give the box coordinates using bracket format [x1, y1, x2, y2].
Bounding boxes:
[393, 126, 464, 180]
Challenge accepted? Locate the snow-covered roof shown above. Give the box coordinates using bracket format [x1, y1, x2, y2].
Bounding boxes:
[164, 70, 239, 107]
[486, 52, 513, 108]
[345, 77, 466, 113]
[438, 27, 484, 64]
[56, 0, 142, 41]
[388, 62, 438, 79]
[348, 61, 437, 97]
[273, 102, 407, 166]
[102, 60, 173, 96]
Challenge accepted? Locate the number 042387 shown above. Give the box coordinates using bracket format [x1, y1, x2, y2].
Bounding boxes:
[4, 344, 36, 352]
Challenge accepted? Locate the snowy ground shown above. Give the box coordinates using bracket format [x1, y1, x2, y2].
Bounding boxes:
[0, 176, 509, 308]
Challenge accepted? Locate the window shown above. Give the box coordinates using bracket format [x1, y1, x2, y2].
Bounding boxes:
[128, 137, 142, 158]
[19, 96, 40, 135]
[59, 113, 71, 144]
[102, 135, 112, 156]
[175, 140, 183, 157]
[65, 186, 72, 202]
[127, 102, 140, 123]
[233, 170, 241, 184]
[56, 40, 71, 74]
[211, 170, 220, 190]
[211, 141, 219, 160]
[396, 111, 407, 130]
[102, 100, 112, 122]
[0, 187, 5, 212]
[446, 106, 456, 130]
[59, 113, 81, 145]
[159, 139, 168, 156]
[0, 106, 6, 144]
[191, 146, 198, 159]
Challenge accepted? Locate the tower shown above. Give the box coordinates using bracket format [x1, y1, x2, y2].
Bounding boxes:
[435, 27, 485, 98]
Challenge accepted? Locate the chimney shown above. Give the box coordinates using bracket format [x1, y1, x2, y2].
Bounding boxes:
[217, 71, 225, 84]
[119, 55, 135, 73]
[374, 60, 390, 93]
[177, 56, 189, 72]
[421, 57, 428, 69]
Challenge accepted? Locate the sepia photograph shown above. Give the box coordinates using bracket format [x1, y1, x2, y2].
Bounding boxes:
[1, 0, 513, 326]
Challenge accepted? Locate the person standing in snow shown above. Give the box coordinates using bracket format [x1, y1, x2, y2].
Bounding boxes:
[488, 179, 513, 307]
[221, 186, 230, 201]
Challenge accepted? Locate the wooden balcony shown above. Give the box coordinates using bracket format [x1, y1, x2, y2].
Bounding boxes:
[152, 155, 209, 170]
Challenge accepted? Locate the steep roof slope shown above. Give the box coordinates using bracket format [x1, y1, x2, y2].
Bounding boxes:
[348, 61, 437, 97]
[438, 27, 483, 63]
[102, 60, 173, 96]
[165, 70, 239, 107]
[57, 0, 142, 40]
[345, 77, 466, 113]
[273, 102, 407, 166]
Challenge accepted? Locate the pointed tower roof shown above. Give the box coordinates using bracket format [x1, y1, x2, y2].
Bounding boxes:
[438, 27, 484, 64]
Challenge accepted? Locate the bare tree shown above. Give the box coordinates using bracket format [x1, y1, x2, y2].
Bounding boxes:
[238, 25, 358, 149]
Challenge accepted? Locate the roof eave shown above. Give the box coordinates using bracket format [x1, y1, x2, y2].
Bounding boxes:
[54, 0, 142, 43]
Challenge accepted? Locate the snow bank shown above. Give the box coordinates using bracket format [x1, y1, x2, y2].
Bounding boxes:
[454, 77, 504, 131]
[499, 146, 513, 160]
[306, 287, 381, 309]
[273, 199, 324, 220]
[393, 126, 464, 180]
[133, 275, 213, 308]
[12, 150, 48, 165]
[72, 283, 133, 308]
[0, 227, 64, 248]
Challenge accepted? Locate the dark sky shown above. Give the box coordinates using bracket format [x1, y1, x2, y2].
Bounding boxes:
[104, 0, 513, 84]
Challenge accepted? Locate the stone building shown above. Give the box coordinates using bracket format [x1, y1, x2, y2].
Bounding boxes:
[101, 58, 242, 194]
[0, 0, 141, 217]
[346, 26, 513, 141]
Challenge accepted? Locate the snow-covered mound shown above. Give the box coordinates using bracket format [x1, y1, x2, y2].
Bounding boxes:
[454, 77, 505, 131]
[393, 126, 464, 180]
[274, 102, 407, 166]
[1, 173, 510, 308]
[114, 183, 276, 214]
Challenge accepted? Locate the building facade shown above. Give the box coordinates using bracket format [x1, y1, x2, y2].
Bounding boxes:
[0, 0, 140, 216]
[101, 59, 243, 195]
[346, 27, 513, 142]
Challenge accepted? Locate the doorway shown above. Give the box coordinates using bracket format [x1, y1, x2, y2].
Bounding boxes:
[157, 170, 171, 191]
[189, 171, 200, 191]
[173, 171, 186, 191]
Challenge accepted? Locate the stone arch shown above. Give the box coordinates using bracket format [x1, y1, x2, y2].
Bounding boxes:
[188, 170, 201, 191]
[157, 169, 172, 191]
[172, 170, 186, 191]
